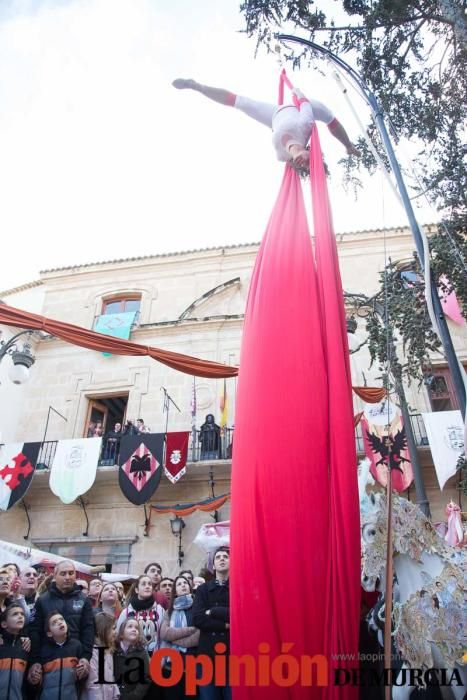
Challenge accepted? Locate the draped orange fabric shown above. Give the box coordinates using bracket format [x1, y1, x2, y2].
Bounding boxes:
[231, 125, 360, 699]
[0, 303, 237, 378]
[150, 494, 229, 516]
[352, 386, 386, 403]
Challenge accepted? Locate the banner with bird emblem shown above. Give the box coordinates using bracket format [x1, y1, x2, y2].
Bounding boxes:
[361, 398, 413, 492]
[118, 433, 164, 505]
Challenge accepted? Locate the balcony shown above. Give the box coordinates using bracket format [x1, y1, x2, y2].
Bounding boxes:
[32, 427, 235, 470]
[3, 417, 430, 472]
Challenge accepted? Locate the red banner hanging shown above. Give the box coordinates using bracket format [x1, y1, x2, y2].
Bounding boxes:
[164, 431, 189, 484]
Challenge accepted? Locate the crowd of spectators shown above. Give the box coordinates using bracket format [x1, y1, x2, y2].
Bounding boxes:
[0, 549, 230, 699]
[86, 419, 151, 464]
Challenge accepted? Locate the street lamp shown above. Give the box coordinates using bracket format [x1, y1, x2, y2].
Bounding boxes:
[0, 332, 36, 385]
[170, 516, 186, 566]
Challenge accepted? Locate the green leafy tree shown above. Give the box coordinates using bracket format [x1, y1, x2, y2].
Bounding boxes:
[241, 0, 467, 383]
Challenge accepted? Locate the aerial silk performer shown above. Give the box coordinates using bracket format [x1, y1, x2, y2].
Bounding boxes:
[172, 77, 360, 168]
[174, 74, 361, 698]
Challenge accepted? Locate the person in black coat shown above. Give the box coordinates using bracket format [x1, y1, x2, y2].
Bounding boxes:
[199, 414, 221, 460]
[28, 560, 94, 687]
[192, 547, 230, 699]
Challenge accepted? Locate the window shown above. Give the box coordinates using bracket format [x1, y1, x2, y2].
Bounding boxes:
[426, 367, 461, 412]
[102, 296, 141, 315]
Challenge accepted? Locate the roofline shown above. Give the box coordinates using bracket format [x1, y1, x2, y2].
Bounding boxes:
[39, 224, 438, 276]
[0, 279, 44, 297]
[39, 241, 261, 275]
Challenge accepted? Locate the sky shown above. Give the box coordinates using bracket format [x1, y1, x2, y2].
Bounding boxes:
[0, 0, 438, 292]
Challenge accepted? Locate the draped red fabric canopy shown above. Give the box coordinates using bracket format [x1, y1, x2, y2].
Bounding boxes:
[0, 303, 237, 378]
[231, 127, 360, 698]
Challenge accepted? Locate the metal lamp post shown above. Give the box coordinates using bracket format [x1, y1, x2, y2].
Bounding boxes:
[170, 515, 186, 566]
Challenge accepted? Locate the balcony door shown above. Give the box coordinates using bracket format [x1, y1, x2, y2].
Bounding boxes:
[84, 400, 109, 437]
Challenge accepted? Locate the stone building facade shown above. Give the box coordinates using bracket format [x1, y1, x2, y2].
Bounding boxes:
[0, 225, 465, 575]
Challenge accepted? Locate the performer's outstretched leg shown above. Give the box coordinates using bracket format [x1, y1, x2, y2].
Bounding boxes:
[173, 79, 275, 128]
[172, 79, 236, 106]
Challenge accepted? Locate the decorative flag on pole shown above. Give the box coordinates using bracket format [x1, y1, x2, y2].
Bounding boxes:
[422, 410, 464, 489]
[50, 437, 101, 504]
[439, 276, 465, 326]
[118, 434, 164, 505]
[219, 378, 228, 433]
[164, 431, 190, 483]
[94, 311, 137, 356]
[362, 399, 414, 491]
[0, 442, 41, 510]
[191, 376, 197, 428]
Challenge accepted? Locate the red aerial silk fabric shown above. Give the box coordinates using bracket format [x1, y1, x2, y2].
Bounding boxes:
[309, 128, 361, 697]
[231, 128, 360, 698]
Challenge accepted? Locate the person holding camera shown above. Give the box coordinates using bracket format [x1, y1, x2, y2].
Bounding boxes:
[122, 420, 139, 436]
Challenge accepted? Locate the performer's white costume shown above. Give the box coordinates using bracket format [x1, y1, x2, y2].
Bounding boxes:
[234, 91, 335, 162]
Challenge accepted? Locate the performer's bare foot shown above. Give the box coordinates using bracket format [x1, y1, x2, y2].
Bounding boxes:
[172, 78, 198, 90]
[289, 144, 309, 169]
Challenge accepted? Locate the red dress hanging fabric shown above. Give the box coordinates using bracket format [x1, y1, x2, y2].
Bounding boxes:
[231, 103, 360, 697]
[309, 127, 361, 697]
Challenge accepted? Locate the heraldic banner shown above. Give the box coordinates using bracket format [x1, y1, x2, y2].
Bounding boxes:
[94, 311, 137, 356]
[50, 437, 101, 504]
[422, 410, 464, 489]
[361, 399, 414, 492]
[118, 433, 164, 505]
[164, 431, 189, 483]
[0, 442, 41, 510]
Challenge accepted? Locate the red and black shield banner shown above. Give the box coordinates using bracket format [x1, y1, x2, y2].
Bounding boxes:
[0, 442, 41, 511]
[164, 431, 189, 483]
[118, 434, 164, 505]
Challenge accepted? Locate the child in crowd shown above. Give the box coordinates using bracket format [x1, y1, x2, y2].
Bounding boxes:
[95, 583, 122, 620]
[83, 611, 120, 699]
[31, 611, 82, 700]
[114, 618, 151, 700]
[0, 603, 29, 700]
[117, 576, 165, 656]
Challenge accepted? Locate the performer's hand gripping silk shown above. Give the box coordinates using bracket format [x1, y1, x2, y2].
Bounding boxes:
[173, 78, 360, 168]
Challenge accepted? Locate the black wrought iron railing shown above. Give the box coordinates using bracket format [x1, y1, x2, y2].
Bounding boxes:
[0, 416, 429, 471]
[98, 427, 234, 466]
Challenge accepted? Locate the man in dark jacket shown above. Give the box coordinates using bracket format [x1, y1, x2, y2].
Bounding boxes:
[192, 547, 230, 699]
[28, 560, 94, 686]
